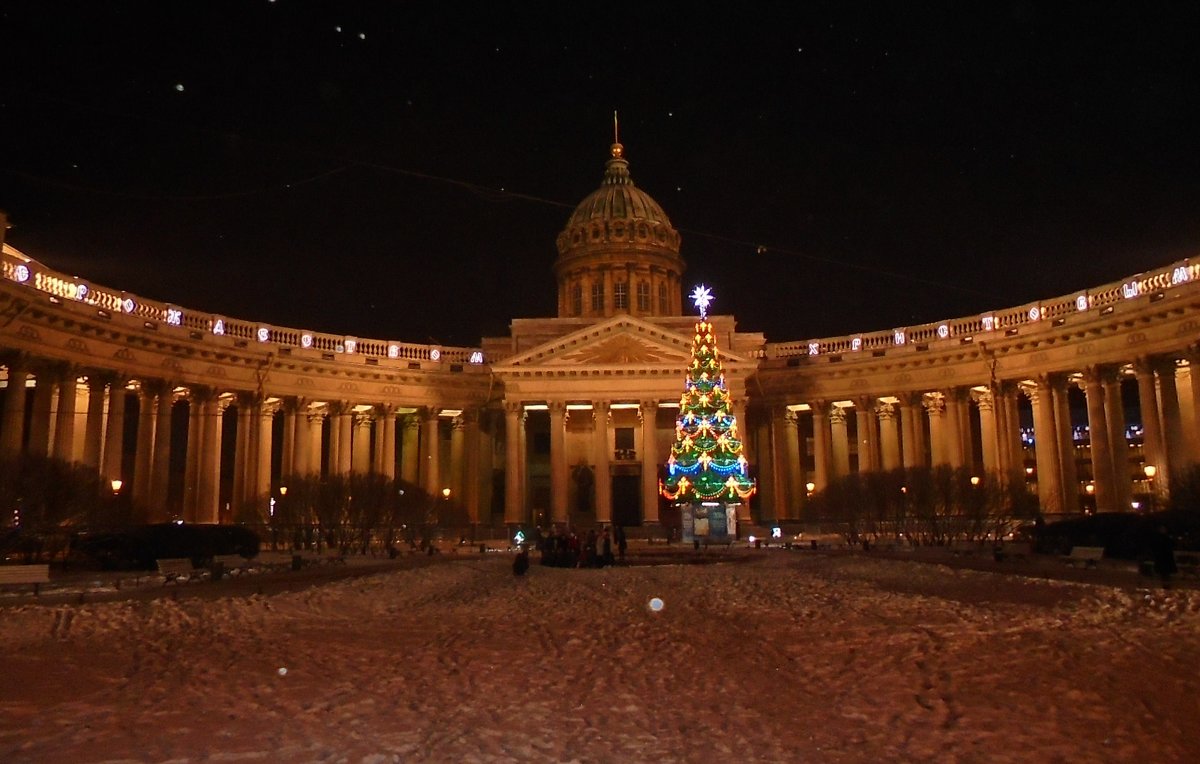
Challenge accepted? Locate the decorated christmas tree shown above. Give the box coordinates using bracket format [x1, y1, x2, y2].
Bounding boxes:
[660, 285, 756, 504]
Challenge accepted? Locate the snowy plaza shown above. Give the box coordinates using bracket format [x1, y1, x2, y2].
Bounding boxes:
[2, 549, 1198, 763]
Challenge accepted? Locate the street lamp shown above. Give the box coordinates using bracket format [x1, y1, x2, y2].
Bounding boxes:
[279, 486, 288, 497]
[970, 476, 981, 486]
[1143, 464, 1158, 512]
[110, 479, 123, 494]
[805, 482, 816, 497]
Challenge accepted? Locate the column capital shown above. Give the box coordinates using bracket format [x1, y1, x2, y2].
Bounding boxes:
[922, 393, 946, 415]
[970, 388, 994, 410]
[784, 409, 800, 426]
[262, 399, 283, 417]
[548, 400, 568, 416]
[306, 408, 326, 425]
[896, 391, 924, 408]
[875, 400, 897, 419]
[401, 412, 421, 429]
[829, 405, 847, 425]
[810, 399, 832, 417]
[353, 411, 373, 429]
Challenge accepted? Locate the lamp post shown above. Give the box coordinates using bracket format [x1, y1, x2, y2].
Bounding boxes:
[110, 479, 123, 495]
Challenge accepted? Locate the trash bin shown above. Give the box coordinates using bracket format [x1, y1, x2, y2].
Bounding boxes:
[291, 554, 303, 571]
[210, 561, 225, 581]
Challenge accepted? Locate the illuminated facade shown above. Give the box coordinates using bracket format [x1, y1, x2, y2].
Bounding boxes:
[3, 143, 1200, 530]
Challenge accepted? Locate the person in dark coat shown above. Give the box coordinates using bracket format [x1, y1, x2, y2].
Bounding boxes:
[1150, 525, 1177, 588]
[615, 525, 628, 562]
[513, 548, 530, 576]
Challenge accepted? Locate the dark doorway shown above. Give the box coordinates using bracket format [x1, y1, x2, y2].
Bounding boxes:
[612, 474, 641, 527]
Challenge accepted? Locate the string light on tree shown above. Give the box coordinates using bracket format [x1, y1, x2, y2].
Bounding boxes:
[660, 285, 756, 503]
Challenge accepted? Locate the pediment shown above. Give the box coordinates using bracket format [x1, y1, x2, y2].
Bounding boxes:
[496, 315, 751, 369]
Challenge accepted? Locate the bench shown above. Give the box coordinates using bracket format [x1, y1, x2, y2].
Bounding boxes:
[157, 558, 206, 585]
[254, 551, 300, 572]
[950, 541, 982, 556]
[1063, 546, 1105, 568]
[0, 564, 51, 595]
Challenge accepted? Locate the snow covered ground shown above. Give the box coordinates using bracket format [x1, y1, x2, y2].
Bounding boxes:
[2, 551, 1198, 762]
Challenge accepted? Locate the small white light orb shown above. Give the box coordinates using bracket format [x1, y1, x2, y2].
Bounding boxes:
[648, 597, 664, 612]
[277, 667, 288, 676]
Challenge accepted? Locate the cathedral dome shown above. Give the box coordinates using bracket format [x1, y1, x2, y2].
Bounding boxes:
[553, 142, 685, 319]
[555, 143, 681, 260]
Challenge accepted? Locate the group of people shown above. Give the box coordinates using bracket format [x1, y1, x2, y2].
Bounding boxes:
[535, 525, 628, 569]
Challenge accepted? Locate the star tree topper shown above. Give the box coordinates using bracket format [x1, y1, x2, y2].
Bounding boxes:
[690, 284, 714, 318]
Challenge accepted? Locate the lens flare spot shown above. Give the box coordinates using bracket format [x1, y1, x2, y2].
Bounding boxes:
[648, 597, 665, 612]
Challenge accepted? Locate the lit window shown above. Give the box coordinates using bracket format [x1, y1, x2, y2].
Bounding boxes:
[614, 281, 629, 309]
[658, 282, 668, 313]
[637, 281, 650, 311]
[571, 284, 583, 316]
[591, 282, 605, 312]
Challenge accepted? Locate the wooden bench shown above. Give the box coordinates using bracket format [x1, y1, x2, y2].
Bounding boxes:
[254, 551, 300, 572]
[0, 564, 51, 595]
[157, 558, 205, 585]
[1063, 546, 1105, 568]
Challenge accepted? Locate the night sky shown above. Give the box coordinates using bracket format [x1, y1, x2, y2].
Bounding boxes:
[2, 2, 1199, 348]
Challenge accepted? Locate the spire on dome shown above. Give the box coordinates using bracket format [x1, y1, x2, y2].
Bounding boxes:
[611, 110, 624, 158]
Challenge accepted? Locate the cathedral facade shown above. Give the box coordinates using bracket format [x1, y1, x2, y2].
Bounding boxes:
[3, 142, 1200, 531]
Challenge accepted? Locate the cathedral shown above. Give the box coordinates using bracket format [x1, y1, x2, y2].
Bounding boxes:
[3, 139, 1200, 533]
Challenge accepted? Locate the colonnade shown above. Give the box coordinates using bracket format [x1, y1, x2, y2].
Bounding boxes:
[758, 351, 1200, 520]
[0, 354, 488, 525]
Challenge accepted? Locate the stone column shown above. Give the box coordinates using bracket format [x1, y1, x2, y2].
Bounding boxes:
[148, 390, 175, 521]
[379, 406, 397, 480]
[255, 401, 277, 517]
[449, 414, 466, 505]
[942, 389, 963, 468]
[811, 402, 832, 491]
[1051, 376, 1079, 514]
[51, 372, 78, 462]
[421, 407, 440, 496]
[855, 397, 876, 473]
[899, 394, 920, 469]
[1156, 358, 1187, 484]
[132, 385, 159, 515]
[325, 405, 341, 476]
[998, 383, 1026, 481]
[640, 400, 660, 525]
[1082, 368, 1118, 513]
[1134, 357, 1166, 485]
[593, 401, 612, 524]
[1103, 373, 1131, 511]
[924, 394, 947, 466]
[754, 419, 774, 517]
[0, 358, 29, 457]
[337, 406, 353, 476]
[197, 397, 225, 524]
[232, 396, 254, 512]
[503, 401, 523, 525]
[280, 401, 297, 479]
[103, 385, 126, 484]
[306, 410, 325, 476]
[1026, 377, 1063, 515]
[352, 411, 372, 474]
[783, 410, 804, 516]
[549, 401, 569, 525]
[400, 415, 419, 483]
[877, 401, 901, 471]
[830, 405, 850, 478]
[81, 376, 107, 469]
[1190, 348, 1200, 464]
[972, 389, 999, 475]
[463, 409, 481, 524]
[28, 372, 56, 458]
[183, 392, 205, 521]
[291, 401, 311, 478]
